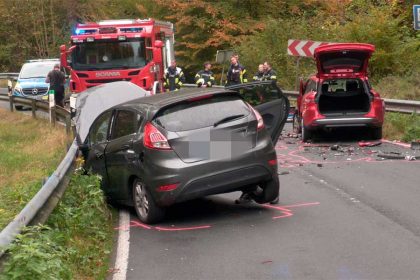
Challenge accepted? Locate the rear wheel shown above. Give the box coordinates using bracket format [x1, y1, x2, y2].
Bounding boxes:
[301, 119, 312, 142]
[292, 113, 301, 134]
[253, 177, 280, 204]
[132, 179, 165, 224]
[14, 105, 23, 111]
[371, 127, 382, 140]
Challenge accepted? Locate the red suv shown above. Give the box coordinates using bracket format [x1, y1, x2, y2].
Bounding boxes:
[293, 43, 385, 142]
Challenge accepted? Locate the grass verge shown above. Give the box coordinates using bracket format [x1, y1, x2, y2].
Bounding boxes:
[1, 171, 115, 280]
[0, 108, 67, 228]
[384, 112, 420, 142]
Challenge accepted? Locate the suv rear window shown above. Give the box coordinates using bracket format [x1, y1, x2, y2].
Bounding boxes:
[153, 95, 250, 132]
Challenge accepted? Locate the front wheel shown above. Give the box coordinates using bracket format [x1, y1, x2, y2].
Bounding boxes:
[292, 113, 301, 134]
[301, 119, 312, 142]
[132, 179, 165, 224]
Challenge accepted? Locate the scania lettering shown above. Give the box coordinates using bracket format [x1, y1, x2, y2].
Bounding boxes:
[60, 19, 175, 95]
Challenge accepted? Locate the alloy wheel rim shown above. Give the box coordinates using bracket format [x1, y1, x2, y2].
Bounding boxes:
[135, 182, 149, 218]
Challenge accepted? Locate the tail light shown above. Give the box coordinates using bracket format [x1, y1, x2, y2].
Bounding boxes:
[143, 122, 172, 150]
[157, 183, 179, 192]
[248, 104, 265, 131]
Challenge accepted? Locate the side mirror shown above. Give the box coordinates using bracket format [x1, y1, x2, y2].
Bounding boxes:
[78, 143, 90, 152]
[153, 41, 163, 66]
[154, 40, 163, 48]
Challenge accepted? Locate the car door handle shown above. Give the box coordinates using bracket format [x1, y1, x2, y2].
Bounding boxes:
[95, 152, 104, 159]
[121, 144, 130, 150]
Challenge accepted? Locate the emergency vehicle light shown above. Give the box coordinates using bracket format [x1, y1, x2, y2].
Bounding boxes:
[75, 29, 96, 35]
[120, 27, 143, 33]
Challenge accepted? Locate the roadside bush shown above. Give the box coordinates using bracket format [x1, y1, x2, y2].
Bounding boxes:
[1, 172, 114, 280]
[384, 113, 420, 142]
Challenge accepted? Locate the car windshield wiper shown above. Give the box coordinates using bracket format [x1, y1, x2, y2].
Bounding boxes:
[213, 114, 245, 127]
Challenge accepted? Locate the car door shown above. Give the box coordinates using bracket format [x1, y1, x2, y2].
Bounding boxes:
[105, 109, 143, 200]
[84, 110, 114, 186]
[226, 81, 290, 146]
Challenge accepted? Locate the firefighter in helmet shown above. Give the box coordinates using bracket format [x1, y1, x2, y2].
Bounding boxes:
[226, 55, 247, 86]
[195, 62, 215, 88]
[163, 60, 185, 92]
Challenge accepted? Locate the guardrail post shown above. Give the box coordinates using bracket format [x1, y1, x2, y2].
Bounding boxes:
[8, 95, 14, 112]
[49, 90, 56, 126]
[51, 106, 56, 127]
[31, 99, 36, 118]
[65, 114, 71, 135]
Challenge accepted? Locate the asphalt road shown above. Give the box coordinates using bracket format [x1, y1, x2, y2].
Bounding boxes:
[117, 124, 420, 280]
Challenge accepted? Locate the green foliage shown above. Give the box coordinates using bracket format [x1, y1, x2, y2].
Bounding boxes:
[384, 112, 420, 142]
[374, 72, 420, 100]
[0, 0, 417, 96]
[0, 226, 72, 280]
[1, 172, 114, 280]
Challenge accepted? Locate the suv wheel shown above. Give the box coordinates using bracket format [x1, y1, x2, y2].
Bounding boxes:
[301, 119, 312, 142]
[371, 127, 382, 140]
[132, 179, 165, 224]
[253, 177, 280, 204]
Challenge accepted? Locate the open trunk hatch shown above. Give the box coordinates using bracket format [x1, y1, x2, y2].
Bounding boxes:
[314, 43, 375, 77]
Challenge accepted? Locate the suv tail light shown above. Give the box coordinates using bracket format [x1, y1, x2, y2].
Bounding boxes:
[143, 122, 172, 150]
[248, 104, 265, 131]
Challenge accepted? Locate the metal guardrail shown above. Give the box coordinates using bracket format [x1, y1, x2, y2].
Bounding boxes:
[0, 93, 72, 134]
[183, 84, 420, 114]
[0, 93, 76, 258]
[0, 73, 18, 79]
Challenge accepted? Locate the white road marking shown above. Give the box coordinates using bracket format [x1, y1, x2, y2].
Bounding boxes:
[112, 210, 130, 280]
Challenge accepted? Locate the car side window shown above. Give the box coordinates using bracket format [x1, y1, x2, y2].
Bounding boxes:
[90, 111, 112, 145]
[239, 84, 280, 106]
[111, 110, 141, 140]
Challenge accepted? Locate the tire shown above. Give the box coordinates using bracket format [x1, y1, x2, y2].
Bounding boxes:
[132, 179, 165, 224]
[253, 177, 280, 204]
[371, 127, 382, 140]
[292, 113, 301, 134]
[301, 119, 312, 142]
[14, 105, 23, 111]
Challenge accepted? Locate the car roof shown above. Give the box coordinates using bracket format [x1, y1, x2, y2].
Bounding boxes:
[122, 87, 237, 109]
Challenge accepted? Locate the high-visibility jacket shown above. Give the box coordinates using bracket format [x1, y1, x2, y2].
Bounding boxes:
[226, 63, 247, 86]
[253, 71, 264, 81]
[164, 66, 185, 92]
[195, 70, 215, 87]
[263, 69, 277, 82]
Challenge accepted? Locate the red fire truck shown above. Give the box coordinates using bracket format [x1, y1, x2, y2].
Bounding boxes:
[60, 19, 175, 94]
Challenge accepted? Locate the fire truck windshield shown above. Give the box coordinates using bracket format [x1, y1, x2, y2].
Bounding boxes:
[71, 38, 147, 70]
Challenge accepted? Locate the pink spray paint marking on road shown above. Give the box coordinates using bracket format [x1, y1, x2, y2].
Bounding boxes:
[262, 202, 320, 219]
[115, 220, 212, 232]
[115, 201, 320, 232]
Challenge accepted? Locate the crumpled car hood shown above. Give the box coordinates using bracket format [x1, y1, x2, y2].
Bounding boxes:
[74, 81, 151, 143]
